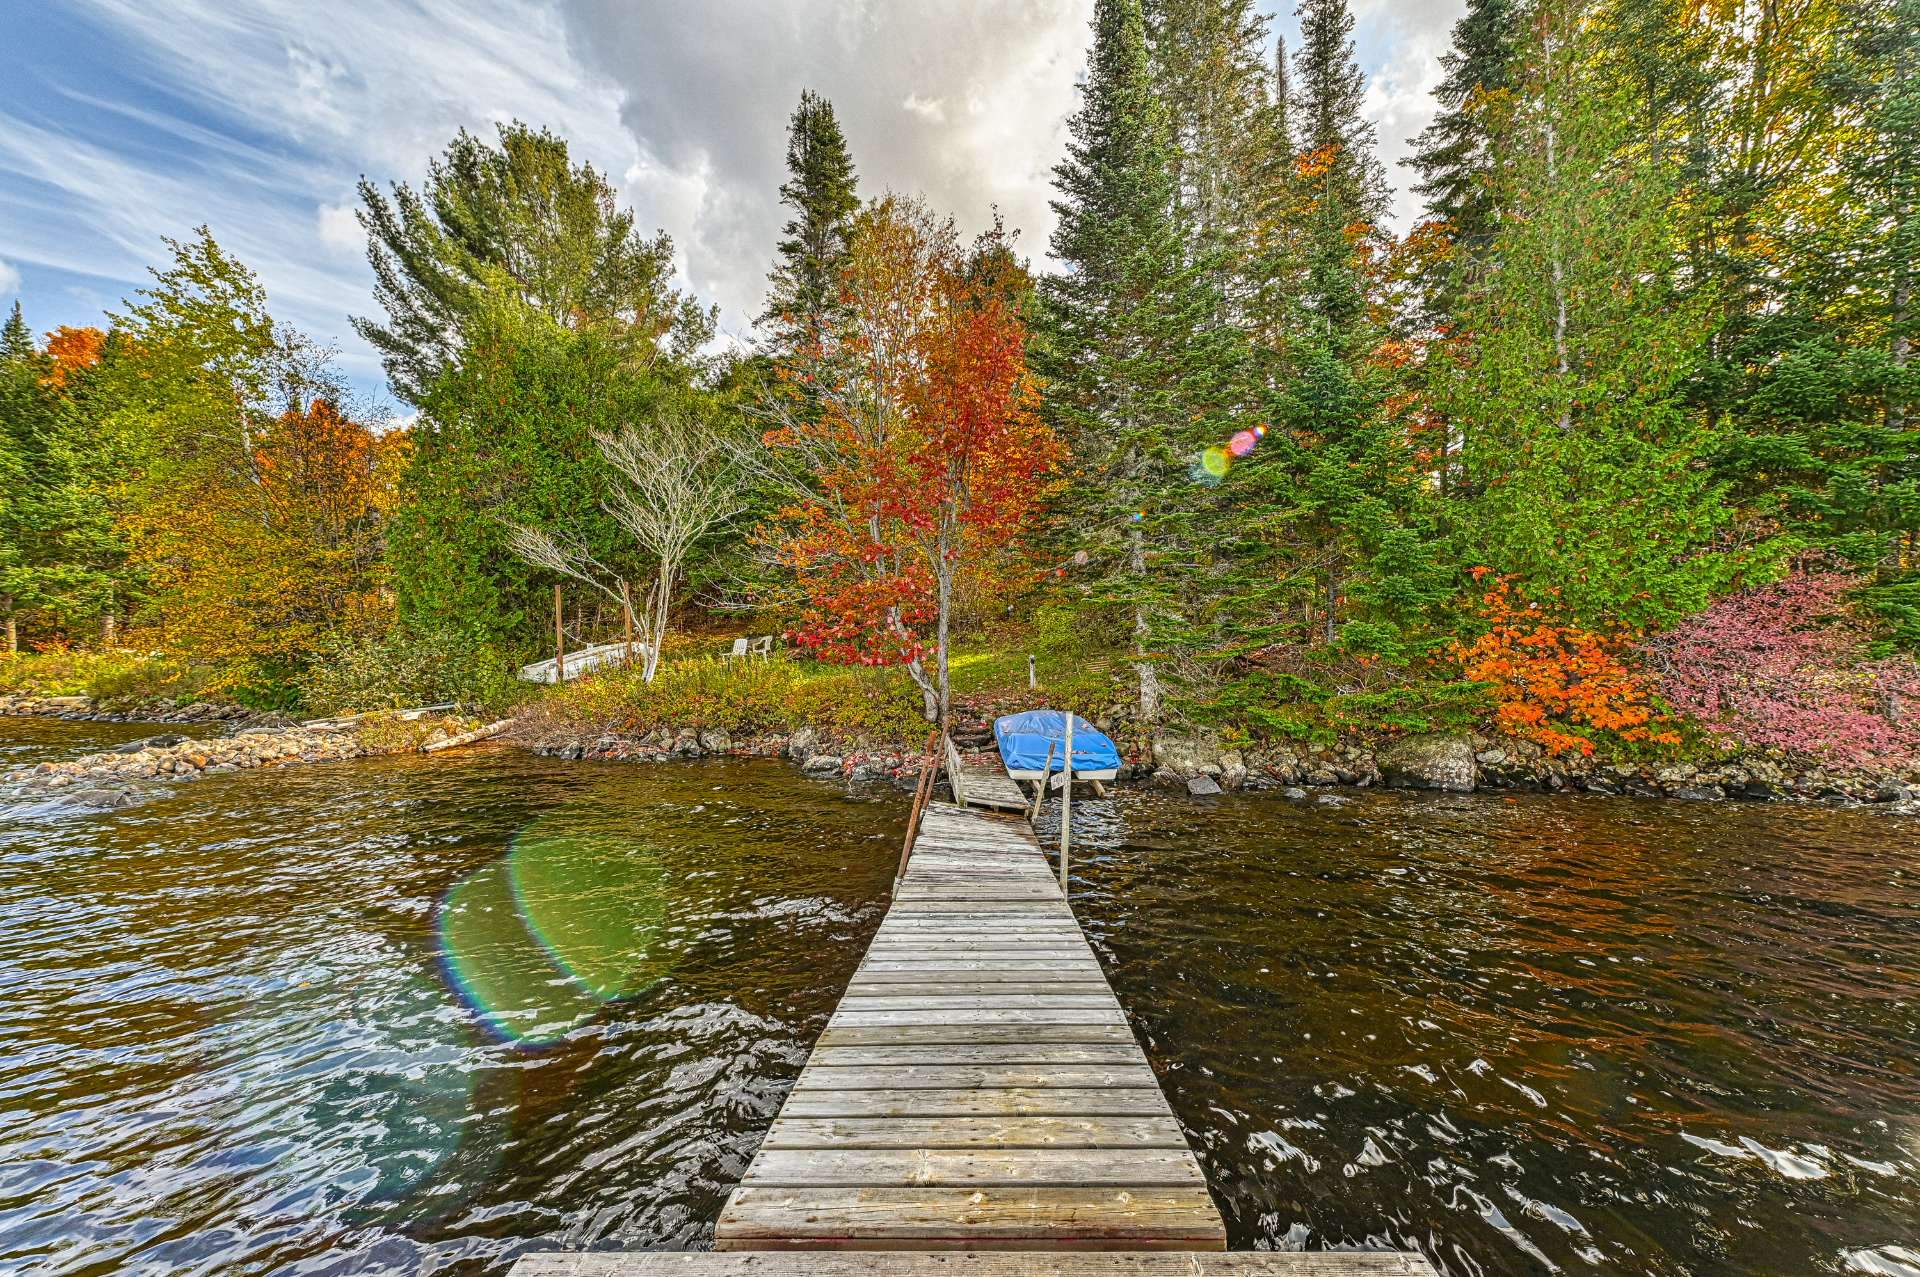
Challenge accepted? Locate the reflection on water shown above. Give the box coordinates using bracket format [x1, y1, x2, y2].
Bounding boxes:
[0, 721, 901, 1275]
[6, 714, 1918, 1277]
[1047, 789, 1920, 1276]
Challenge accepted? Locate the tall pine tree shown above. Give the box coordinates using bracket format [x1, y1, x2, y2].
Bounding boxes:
[1045, 0, 1248, 722]
[1409, 0, 1519, 309]
[761, 89, 861, 354]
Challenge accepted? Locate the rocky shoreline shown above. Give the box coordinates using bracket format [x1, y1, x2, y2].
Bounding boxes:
[519, 718, 1920, 812]
[5, 726, 376, 809]
[0, 691, 289, 729]
[13, 690, 1917, 814]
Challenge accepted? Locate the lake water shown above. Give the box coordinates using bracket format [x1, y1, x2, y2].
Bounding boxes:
[2, 717, 1916, 1275]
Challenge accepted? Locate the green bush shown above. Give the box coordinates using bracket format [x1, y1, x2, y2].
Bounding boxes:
[297, 626, 526, 717]
[0, 648, 215, 704]
[531, 656, 925, 745]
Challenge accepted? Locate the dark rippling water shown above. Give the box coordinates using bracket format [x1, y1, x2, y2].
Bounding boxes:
[4, 717, 1918, 1276]
[1048, 790, 1920, 1277]
[0, 719, 902, 1275]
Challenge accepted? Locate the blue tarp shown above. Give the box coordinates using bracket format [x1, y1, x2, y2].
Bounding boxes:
[993, 709, 1122, 773]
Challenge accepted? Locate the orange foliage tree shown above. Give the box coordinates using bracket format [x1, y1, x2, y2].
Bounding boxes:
[759, 196, 1064, 724]
[129, 399, 402, 689]
[41, 326, 105, 389]
[1449, 568, 1679, 755]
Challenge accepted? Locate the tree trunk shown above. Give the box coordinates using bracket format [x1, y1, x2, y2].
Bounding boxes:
[1128, 524, 1160, 725]
[102, 612, 117, 648]
[3, 597, 15, 656]
[934, 546, 954, 732]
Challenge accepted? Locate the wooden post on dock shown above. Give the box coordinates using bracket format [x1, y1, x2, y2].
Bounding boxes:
[1029, 740, 1055, 822]
[1059, 713, 1073, 891]
[553, 585, 566, 683]
[895, 729, 939, 893]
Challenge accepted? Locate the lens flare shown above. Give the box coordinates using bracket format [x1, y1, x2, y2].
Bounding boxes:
[1228, 430, 1257, 458]
[1201, 446, 1231, 479]
[438, 811, 672, 1045]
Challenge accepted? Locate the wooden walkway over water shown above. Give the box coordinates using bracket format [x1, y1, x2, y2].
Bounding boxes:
[513, 784, 1434, 1274]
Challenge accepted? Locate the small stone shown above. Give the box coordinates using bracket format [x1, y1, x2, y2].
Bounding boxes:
[1281, 786, 1309, 800]
[1186, 774, 1223, 797]
[802, 754, 843, 774]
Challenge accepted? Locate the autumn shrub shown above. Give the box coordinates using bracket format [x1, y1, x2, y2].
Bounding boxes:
[1449, 570, 1679, 756]
[529, 656, 925, 746]
[1642, 571, 1920, 769]
[297, 625, 525, 717]
[0, 646, 216, 704]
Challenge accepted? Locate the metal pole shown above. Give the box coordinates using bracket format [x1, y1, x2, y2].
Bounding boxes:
[554, 584, 566, 683]
[1059, 714, 1073, 892]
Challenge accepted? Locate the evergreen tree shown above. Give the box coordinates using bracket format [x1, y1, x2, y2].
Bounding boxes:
[1292, 0, 1387, 225]
[1045, 0, 1248, 722]
[355, 121, 715, 404]
[1145, 0, 1280, 301]
[761, 89, 860, 353]
[1409, 0, 1519, 302]
[1452, 0, 1740, 630]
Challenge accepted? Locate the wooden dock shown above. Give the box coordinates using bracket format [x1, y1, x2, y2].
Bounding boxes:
[510, 795, 1436, 1275]
[945, 740, 1029, 813]
[712, 801, 1220, 1250]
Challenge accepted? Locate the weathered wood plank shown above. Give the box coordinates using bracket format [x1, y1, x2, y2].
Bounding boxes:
[805, 1043, 1145, 1067]
[513, 1252, 1437, 1276]
[834, 996, 1120, 1012]
[714, 1187, 1226, 1251]
[829, 1009, 1126, 1028]
[840, 982, 1113, 998]
[741, 1148, 1208, 1189]
[760, 1116, 1187, 1149]
[776, 1088, 1172, 1118]
[792, 1064, 1160, 1091]
[814, 1025, 1139, 1047]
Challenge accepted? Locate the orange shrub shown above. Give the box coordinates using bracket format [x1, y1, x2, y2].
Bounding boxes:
[1449, 569, 1679, 756]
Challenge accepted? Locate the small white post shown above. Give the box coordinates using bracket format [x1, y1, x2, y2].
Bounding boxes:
[1028, 654, 1037, 689]
[1059, 714, 1073, 892]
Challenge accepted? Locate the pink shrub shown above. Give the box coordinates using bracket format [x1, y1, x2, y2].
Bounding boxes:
[1643, 572, 1920, 769]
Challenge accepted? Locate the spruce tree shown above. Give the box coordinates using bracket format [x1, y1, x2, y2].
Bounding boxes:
[1, 303, 31, 361]
[1409, 0, 1519, 298]
[761, 89, 861, 353]
[1046, 0, 1248, 723]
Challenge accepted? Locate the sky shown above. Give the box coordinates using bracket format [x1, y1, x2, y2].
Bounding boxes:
[0, 0, 1463, 415]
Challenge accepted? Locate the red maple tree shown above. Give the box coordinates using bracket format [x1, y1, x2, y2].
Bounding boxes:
[761, 196, 1063, 725]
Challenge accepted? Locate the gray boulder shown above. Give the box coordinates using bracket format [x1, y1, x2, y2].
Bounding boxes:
[1377, 733, 1477, 793]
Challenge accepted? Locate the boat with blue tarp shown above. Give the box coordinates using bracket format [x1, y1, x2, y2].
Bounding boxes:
[992, 709, 1122, 781]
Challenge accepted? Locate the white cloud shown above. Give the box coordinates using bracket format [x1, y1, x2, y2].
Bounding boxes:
[0, 259, 20, 295]
[4, 0, 1459, 393]
[317, 202, 365, 256]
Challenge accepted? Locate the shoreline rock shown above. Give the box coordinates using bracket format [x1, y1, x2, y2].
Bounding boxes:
[0, 691, 289, 730]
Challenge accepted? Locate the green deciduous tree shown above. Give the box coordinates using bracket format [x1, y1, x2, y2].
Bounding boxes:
[355, 121, 715, 405]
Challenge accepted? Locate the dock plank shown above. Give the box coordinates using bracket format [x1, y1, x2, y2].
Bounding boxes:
[516, 1253, 1436, 1276]
[716, 1186, 1225, 1251]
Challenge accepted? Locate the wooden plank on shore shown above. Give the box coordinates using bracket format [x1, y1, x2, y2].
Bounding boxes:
[514, 1252, 1438, 1276]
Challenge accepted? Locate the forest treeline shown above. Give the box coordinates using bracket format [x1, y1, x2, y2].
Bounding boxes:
[2, 0, 1917, 767]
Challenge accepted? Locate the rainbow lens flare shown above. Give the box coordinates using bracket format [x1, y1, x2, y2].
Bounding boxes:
[438, 812, 671, 1045]
[1201, 446, 1231, 479]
